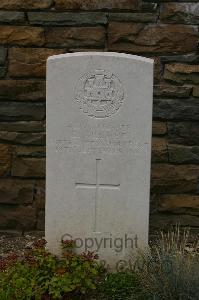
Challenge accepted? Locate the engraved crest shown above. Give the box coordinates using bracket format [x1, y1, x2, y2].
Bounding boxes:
[75, 69, 124, 118]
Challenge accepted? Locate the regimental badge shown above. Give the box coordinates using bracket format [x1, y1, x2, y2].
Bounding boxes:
[75, 69, 124, 118]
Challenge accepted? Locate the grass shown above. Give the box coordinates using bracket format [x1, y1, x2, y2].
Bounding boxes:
[135, 227, 199, 300]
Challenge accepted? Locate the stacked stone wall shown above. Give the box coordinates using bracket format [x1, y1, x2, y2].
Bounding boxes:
[0, 0, 198, 235]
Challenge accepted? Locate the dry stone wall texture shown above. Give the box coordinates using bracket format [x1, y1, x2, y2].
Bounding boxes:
[0, 0, 198, 236]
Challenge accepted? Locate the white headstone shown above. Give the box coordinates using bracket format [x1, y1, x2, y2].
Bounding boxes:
[46, 52, 153, 270]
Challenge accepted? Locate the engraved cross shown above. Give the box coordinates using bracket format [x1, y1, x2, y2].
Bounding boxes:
[75, 159, 120, 232]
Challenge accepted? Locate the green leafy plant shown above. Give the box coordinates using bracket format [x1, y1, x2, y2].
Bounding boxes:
[61, 239, 76, 249]
[0, 239, 101, 300]
[96, 271, 148, 300]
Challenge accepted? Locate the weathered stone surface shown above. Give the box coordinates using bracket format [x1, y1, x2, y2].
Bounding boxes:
[37, 211, 45, 230]
[0, 0, 198, 236]
[108, 23, 198, 54]
[67, 48, 103, 52]
[14, 146, 45, 157]
[164, 63, 199, 84]
[108, 22, 144, 50]
[0, 132, 45, 145]
[150, 213, 199, 230]
[0, 48, 7, 65]
[0, 11, 25, 23]
[0, 80, 45, 101]
[35, 180, 45, 210]
[109, 13, 157, 23]
[0, 0, 53, 10]
[0, 205, 36, 230]
[0, 121, 45, 132]
[152, 138, 168, 163]
[9, 48, 64, 78]
[54, 0, 141, 10]
[158, 194, 199, 215]
[0, 47, 7, 65]
[153, 98, 199, 121]
[161, 53, 199, 64]
[0, 66, 6, 77]
[0, 26, 44, 46]
[193, 86, 199, 97]
[0, 102, 45, 121]
[45, 27, 105, 48]
[46, 53, 153, 263]
[0, 144, 11, 176]
[153, 57, 162, 83]
[152, 121, 167, 136]
[151, 164, 199, 193]
[142, 2, 158, 12]
[168, 144, 199, 164]
[154, 85, 192, 98]
[28, 12, 107, 26]
[0, 179, 34, 204]
[160, 3, 199, 24]
[12, 157, 45, 178]
[168, 122, 199, 146]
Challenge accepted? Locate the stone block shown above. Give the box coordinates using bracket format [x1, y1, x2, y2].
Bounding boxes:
[0, 0, 52, 10]
[0, 26, 44, 46]
[54, 0, 141, 11]
[0, 132, 45, 145]
[35, 180, 45, 210]
[164, 63, 199, 84]
[9, 48, 64, 78]
[0, 80, 45, 101]
[0, 66, 6, 77]
[28, 12, 108, 26]
[193, 86, 199, 97]
[0, 11, 25, 23]
[45, 27, 105, 48]
[0, 48, 7, 65]
[12, 157, 45, 178]
[0, 144, 12, 176]
[108, 23, 198, 54]
[154, 85, 192, 98]
[108, 12, 157, 23]
[151, 164, 199, 193]
[160, 3, 199, 25]
[168, 122, 199, 146]
[158, 194, 199, 215]
[0, 205, 36, 230]
[14, 146, 46, 157]
[168, 144, 199, 164]
[150, 213, 199, 230]
[0, 102, 45, 121]
[152, 138, 168, 163]
[37, 211, 45, 230]
[0, 121, 45, 132]
[152, 121, 167, 136]
[153, 98, 199, 121]
[0, 179, 34, 204]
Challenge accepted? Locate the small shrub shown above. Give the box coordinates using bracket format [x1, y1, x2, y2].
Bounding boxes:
[0, 239, 101, 300]
[135, 227, 199, 300]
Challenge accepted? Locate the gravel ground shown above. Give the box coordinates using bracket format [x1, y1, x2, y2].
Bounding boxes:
[0, 232, 44, 258]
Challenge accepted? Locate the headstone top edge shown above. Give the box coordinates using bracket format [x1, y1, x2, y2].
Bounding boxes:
[47, 52, 154, 64]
